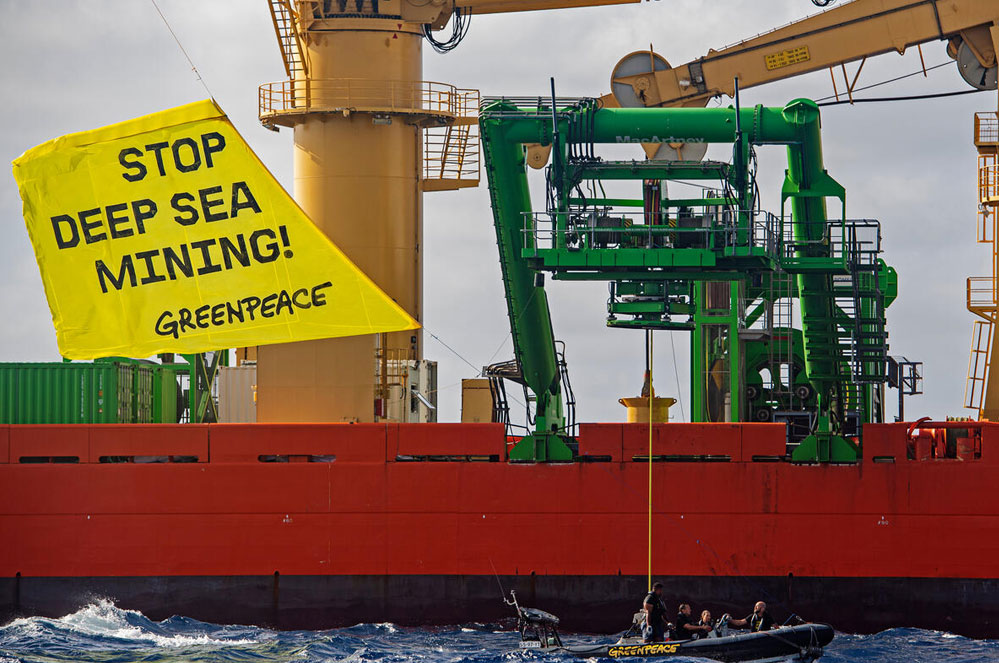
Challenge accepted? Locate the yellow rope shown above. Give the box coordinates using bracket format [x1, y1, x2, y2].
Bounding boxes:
[647, 330, 654, 592]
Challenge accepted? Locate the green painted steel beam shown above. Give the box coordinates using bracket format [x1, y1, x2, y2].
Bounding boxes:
[609, 301, 669, 314]
[568, 197, 644, 207]
[552, 270, 746, 282]
[607, 319, 696, 331]
[665, 197, 739, 207]
[529, 247, 720, 268]
[490, 104, 800, 146]
[566, 196, 739, 208]
[480, 103, 565, 452]
[572, 166, 728, 181]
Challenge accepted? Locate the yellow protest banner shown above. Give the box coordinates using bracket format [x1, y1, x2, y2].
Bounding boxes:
[12, 99, 419, 360]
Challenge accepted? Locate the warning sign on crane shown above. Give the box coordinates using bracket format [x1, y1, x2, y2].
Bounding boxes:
[12, 99, 419, 360]
[764, 46, 811, 71]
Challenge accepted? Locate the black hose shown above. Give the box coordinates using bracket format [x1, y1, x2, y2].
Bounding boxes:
[818, 87, 986, 106]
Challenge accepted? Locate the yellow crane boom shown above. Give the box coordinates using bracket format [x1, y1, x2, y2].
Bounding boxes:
[453, 0, 639, 14]
[298, 0, 640, 29]
[608, 0, 999, 109]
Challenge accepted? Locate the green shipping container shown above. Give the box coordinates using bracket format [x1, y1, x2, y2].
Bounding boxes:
[0, 361, 181, 424]
[152, 365, 182, 424]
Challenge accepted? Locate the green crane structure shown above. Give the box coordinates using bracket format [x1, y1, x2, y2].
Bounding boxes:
[479, 97, 897, 463]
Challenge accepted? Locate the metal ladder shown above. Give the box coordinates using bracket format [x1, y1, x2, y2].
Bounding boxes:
[767, 269, 796, 401]
[268, 0, 309, 80]
[966, 320, 993, 413]
[423, 117, 480, 191]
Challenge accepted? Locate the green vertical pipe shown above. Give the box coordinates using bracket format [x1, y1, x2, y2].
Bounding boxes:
[480, 102, 563, 433]
[783, 99, 841, 438]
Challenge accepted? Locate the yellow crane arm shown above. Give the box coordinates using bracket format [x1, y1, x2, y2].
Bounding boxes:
[608, 0, 999, 109]
[284, 1, 641, 62]
[454, 0, 639, 13]
[379, 0, 639, 28]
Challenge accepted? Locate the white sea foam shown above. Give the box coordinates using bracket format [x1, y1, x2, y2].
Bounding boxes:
[8, 599, 258, 648]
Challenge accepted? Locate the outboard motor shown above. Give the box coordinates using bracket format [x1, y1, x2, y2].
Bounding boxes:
[506, 591, 563, 650]
[715, 613, 731, 638]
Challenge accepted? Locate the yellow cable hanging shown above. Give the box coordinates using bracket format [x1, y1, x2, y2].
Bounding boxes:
[647, 330, 654, 592]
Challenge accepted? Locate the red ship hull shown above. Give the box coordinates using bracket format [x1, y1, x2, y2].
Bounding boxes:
[2, 421, 998, 636]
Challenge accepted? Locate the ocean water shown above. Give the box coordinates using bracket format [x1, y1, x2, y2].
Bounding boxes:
[0, 600, 997, 663]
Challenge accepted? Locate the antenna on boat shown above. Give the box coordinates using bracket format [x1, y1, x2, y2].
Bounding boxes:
[490, 557, 511, 606]
[504, 589, 522, 617]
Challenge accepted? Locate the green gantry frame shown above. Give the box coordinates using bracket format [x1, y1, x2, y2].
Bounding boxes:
[479, 97, 896, 462]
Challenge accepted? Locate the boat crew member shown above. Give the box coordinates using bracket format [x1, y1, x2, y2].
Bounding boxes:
[729, 601, 775, 632]
[696, 610, 716, 639]
[642, 582, 669, 643]
[674, 603, 712, 639]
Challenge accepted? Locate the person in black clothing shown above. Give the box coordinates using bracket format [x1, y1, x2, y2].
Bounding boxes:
[696, 610, 715, 639]
[642, 582, 668, 643]
[729, 601, 775, 632]
[674, 603, 712, 640]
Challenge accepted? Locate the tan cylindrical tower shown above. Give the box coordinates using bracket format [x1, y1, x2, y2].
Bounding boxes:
[257, 15, 425, 422]
[252, 1, 648, 423]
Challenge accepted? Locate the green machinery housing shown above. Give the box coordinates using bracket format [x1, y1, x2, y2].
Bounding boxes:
[480, 96, 902, 463]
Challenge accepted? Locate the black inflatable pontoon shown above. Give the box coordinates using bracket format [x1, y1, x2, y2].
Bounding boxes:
[563, 623, 834, 661]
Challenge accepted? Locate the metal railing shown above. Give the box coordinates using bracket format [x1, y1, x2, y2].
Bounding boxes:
[979, 155, 999, 206]
[480, 96, 595, 118]
[259, 78, 478, 122]
[423, 118, 480, 187]
[967, 276, 997, 314]
[522, 209, 781, 256]
[978, 203, 994, 244]
[975, 112, 999, 146]
[781, 218, 880, 268]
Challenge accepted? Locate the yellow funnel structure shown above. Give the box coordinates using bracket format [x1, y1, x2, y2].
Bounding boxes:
[619, 396, 676, 423]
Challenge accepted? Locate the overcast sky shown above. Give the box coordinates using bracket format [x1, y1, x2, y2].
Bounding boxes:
[1, 0, 993, 424]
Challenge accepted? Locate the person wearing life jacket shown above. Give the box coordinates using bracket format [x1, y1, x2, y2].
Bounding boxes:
[642, 582, 669, 643]
[673, 603, 712, 640]
[728, 601, 775, 632]
[695, 610, 717, 639]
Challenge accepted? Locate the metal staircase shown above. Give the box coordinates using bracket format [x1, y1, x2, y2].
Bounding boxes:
[423, 107, 480, 191]
[841, 220, 888, 385]
[268, 0, 309, 80]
